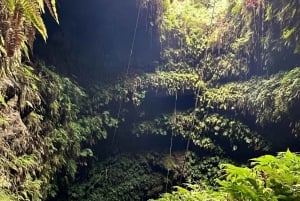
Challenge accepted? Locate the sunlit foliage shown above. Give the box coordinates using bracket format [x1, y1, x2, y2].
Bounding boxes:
[0, 0, 299, 200]
[154, 150, 300, 201]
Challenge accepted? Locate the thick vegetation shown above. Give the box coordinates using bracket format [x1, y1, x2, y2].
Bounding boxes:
[0, 0, 299, 200]
[0, 64, 117, 200]
[71, 0, 300, 199]
[93, 0, 300, 153]
[153, 150, 300, 201]
[0, 1, 117, 200]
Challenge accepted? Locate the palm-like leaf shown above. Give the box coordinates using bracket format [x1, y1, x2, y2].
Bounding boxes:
[0, 0, 58, 58]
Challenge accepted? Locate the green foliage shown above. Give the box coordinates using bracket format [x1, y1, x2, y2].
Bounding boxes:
[70, 2, 300, 199]
[202, 68, 300, 126]
[66, 153, 166, 201]
[219, 150, 300, 201]
[0, 149, 42, 201]
[155, 0, 255, 82]
[184, 153, 231, 187]
[49, 1, 300, 200]
[154, 150, 300, 201]
[89, 71, 205, 109]
[19, 65, 41, 111]
[1, 0, 300, 200]
[66, 151, 228, 201]
[34, 66, 117, 198]
[0, 94, 7, 107]
[141, 0, 300, 86]
[0, 111, 8, 128]
[152, 184, 227, 201]
[133, 116, 169, 136]
[133, 111, 268, 153]
[0, 65, 118, 200]
[24, 111, 43, 133]
[175, 112, 268, 152]
[140, 71, 206, 95]
[266, 1, 300, 53]
[69, 113, 117, 144]
[291, 120, 300, 137]
[0, 190, 16, 201]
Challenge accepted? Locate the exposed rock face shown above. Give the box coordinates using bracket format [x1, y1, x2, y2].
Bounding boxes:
[3, 95, 28, 132]
[1, 78, 29, 137]
[0, 79, 29, 191]
[1, 96, 32, 154]
[0, 78, 39, 157]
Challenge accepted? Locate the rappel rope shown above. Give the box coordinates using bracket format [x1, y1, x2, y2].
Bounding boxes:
[111, 0, 216, 188]
[179, 0, 217, 184]
[165, 91, 177, 192]
[111, 0, 142, 146]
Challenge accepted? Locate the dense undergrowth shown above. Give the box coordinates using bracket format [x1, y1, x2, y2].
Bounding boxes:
[61, 152, 230, 201]
[0, 0, 300, 200]
[0, 63, 117, 200]
[153, 150, 300, 201]
[75, 0, 300, 199]
[0, 1, 117, 200]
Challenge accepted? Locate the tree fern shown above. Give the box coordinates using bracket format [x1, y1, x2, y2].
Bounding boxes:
[21, 0, 47, 40]
[0, 0, 58, 58]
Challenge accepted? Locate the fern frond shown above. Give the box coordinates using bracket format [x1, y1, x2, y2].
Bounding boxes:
[24, 21, 36, 51]
[21, 39, 30, 59]
[20, 0, 47, 41]
[3, 3, 25, 57]
[0, 45, 7, 56]
[12, 3, 24, 28]
[0, 36, 7, 56]
[5, 0, 16, 13]
[1, 0, 58, 59]
[4, 27, 15, 57]
[5, 28, 25, 57]
[44, 0, 59, 23]
[37, 0, 45, 13]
